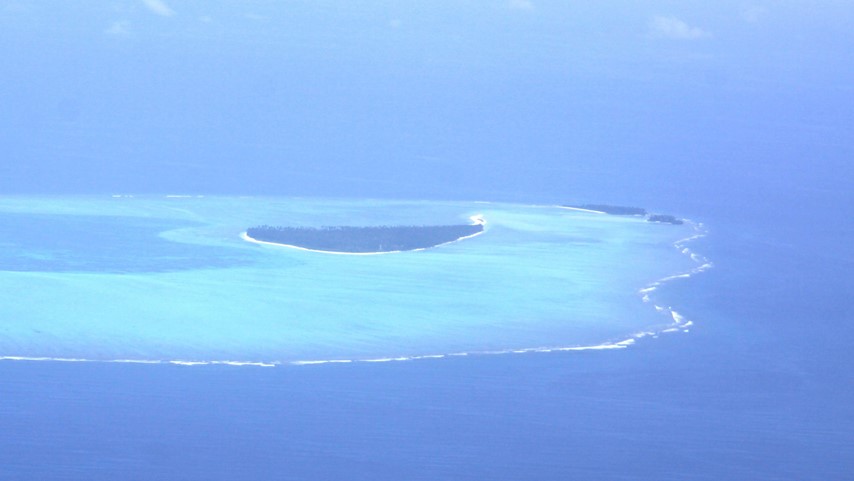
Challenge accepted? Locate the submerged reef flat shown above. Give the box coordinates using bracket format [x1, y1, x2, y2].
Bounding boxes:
[564, 204, 684, 225]
[245, 220, 484, 253]
[564, 204, 647, 216]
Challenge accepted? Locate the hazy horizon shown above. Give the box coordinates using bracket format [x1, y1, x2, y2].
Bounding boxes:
[2, 2, 851, 211]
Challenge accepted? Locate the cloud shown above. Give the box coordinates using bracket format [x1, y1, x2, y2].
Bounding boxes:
[141, 0, 175, 17]
[105, 20, 131, 36]
[649, 15, 709, 40]
[508, 0, 534, 10]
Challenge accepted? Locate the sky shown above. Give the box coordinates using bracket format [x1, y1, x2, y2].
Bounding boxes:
[1, 1, 851, 209]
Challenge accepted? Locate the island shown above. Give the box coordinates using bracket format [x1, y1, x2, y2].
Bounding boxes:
[243, 216, 486, 253]
[646, 214, 684, 225]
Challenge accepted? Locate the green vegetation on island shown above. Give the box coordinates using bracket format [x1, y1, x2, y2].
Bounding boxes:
[646, 214, 684, 225]
[245, 224, 484, 253]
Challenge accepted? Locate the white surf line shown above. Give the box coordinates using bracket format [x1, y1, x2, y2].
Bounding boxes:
[0, 324, 670, 368]
[275, 332, 663, 364]
[0, 356, 280, 367]
[291, 359, 353, 366]
[241, 214, 487, 255]
[0, 329, 672, 368]
[634, 218, 712, 338]
[274, 338, 644, 366]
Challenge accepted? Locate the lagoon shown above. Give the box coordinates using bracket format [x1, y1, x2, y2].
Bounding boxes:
[0, 196, 703, 365]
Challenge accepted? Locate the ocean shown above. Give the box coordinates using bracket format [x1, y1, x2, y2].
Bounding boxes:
[1, 191, 851, 480]
[2, 1, 853, 479]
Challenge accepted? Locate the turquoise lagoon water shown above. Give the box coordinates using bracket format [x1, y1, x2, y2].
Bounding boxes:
[0, 196, 706, 365]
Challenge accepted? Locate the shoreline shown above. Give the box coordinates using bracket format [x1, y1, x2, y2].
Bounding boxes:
[241, 214, 487, 255]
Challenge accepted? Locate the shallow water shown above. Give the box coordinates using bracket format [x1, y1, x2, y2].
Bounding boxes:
[0, 196, 703, 364]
